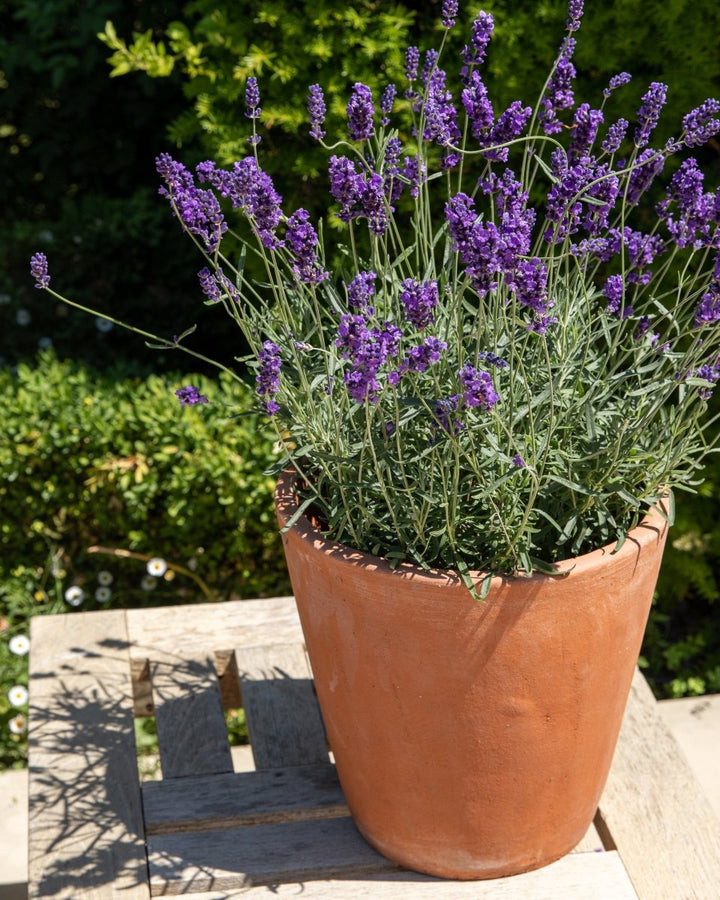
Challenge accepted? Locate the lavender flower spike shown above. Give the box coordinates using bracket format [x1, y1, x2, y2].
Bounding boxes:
[30, 252, 50, 289]
[603, 72, 631, 99]
[566, 0, 584, 32]
[683, 99, 720, 148]
[634, 82, 668, 149]
[256, 341, 282, 415]
[245, 77, 261, 119]
[308, 84, 326, 140]
[441, 0, 458, 29]
[347, 83, 375, 141]
[462, 12, 494, 66]
[176, 385, 208, 406]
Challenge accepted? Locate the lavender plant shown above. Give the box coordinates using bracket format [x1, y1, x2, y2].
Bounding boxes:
[31, 2, 720, 593]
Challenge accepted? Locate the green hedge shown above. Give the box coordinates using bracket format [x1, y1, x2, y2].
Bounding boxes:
[0, 351, 290, 768]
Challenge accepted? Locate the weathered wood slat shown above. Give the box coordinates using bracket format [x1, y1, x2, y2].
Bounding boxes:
[146, 815, 402, 895]
[142, 762, 347, 834]
[596, 667, 720, 900]
[150, 654, 233, 778]
[237, 642, 329, 769]
[148, 849, 638, 899]
[126, 596, 303, 657]
[28, 610, 150, 899]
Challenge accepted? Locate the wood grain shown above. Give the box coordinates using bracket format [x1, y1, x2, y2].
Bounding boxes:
[126, 596, 303, 657]
[150, 653, 234, 779]
[236, 642, 329, 769]
[596, 667, 720, 900]
[147, 847, 637, 899]
[142, 762, 347, 834]
[28, 610, 150, 899]
[146, 815, 402, 895]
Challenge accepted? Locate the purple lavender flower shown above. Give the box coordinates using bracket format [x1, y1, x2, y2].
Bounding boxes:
[658, 158, 715, 249]
[602, 118, 629, 154]
[507, 258, 551, 314]
[308, 84, 326, 140]
[603, 72, 631, 99]
[30, 252, 50, 289]
[400, 278, 439, 329]
[256, 341, 282, 415]
[421, 50, 439, 87]
[483, 102, 532, 161]
[195, 156, 282, 248]
[405, 46, 420, 85]
[441, 0, 458, 28]
[528, 314, 559, 334]
[347, 271, 377, 311]
[540, 38, 577, 135]
[402, 155, 427, 199]
[458, 365, 499, 410]
[245, 77, 261, 119]
[446, 192, 501, 296]
[544, 153, 618, 241]
[462, 70, 494, 140]
[626, 149, 665, 205]
[329, 156, 363, 222]
[285, 209, 329, 283]
[424, 67, 462, 155]
[157, 153, 227, 253]
[336, 314, 401, 403]
[569, 103, 604, 160]
[462, 11, 494, 66]
[695, 358, 720, 399]
[347, 83, 375, 141]
[433, 395, 463, 434]
[176, 385, 208, 406]
[634, 315, 660, 345]
[634, 82, 668, 148]
[478, 350, 508, 368]
[512, 454, 525, 467]
[360, 173, 390, 235]
[216, 271, 240, 303]
[694, 283, 720, 327]
[198, 267, 221, 303]
[328, 156, 389, 234]
[380, 84, 396, 126]
[602, 274, 633, 317]
[405, 336, 447, 372]
[566, 0, 584, 32]
[683, 98, 720, 148]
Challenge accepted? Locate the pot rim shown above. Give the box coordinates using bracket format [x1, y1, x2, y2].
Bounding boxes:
[275, 469, 670, 588]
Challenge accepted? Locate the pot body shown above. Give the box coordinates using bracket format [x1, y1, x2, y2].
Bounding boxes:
[275, 472, 669, 879]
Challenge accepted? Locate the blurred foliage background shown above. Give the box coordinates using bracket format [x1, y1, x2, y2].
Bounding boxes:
[1, 0, 720, 767]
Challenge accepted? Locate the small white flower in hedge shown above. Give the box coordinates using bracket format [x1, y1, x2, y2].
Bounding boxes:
[95, 586, 112, 603]
[8, 685, 28, 708]
[141, 575, 158, 591]
[9, 635, 30, 656]
[147, 558, 168, 577]
[37, 336, 53, 349]
[16, 308, 31, 326]
[95, 316, 114, 333]
[97, 570, 114, 586]
[9, 714, 27, 735]
[64, 585, 85, 606]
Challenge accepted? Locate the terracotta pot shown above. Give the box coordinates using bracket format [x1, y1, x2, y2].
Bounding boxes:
[275, 471, 669, 879]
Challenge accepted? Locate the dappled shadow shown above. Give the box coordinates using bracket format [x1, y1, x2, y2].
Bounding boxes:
[28, 635, 150, 898]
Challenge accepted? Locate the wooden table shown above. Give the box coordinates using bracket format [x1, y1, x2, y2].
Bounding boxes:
[28, 596, 720, 900]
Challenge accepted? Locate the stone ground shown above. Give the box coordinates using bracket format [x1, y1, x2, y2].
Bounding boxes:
[1, 701, 718, 900]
